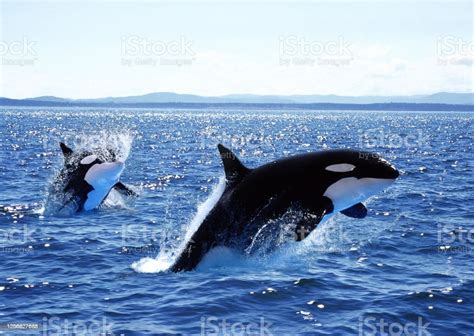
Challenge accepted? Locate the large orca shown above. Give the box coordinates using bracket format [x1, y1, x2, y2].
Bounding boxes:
[48, 142, 136, 213]
[170, 144, 399, 272]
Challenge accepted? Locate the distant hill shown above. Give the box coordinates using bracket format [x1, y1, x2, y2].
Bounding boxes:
[77, 92, 216, 104]
[4, 92, 474, 105]
[25, 96, 70, 102]
[1, 92, 473, 111]
[218, 92, 474, 104]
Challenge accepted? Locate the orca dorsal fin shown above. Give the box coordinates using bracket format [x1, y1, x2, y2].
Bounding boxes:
[217, 144, 250, 183]
[60, 142, 73, 158]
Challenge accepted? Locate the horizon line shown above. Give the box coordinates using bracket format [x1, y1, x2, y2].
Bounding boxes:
[4, 90, 474, 101]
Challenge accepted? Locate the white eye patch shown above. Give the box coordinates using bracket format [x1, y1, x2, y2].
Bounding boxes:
[325, 163, 356, 173]
[80, 155, 97, 165]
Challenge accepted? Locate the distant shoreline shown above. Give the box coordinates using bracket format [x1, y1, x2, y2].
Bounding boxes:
[0, 98, 473, 112]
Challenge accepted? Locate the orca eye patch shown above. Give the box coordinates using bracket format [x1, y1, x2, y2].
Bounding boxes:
[325, 163, 356, 173]
[80, 155, 97, 165]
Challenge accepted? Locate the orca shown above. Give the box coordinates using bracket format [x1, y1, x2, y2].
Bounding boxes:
[48, 142, 137, 213]
[170, 144, 399, 272]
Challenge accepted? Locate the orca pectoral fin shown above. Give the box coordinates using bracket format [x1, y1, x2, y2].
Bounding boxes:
[340, 203, 367, 218]
[113, 182, 138, 197]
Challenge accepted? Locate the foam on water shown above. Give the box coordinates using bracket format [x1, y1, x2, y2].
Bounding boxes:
[131, 256, 175, 274]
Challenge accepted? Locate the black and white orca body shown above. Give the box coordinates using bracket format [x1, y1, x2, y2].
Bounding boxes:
[50, 143, 136, 213]
[170, 144, 399, 272]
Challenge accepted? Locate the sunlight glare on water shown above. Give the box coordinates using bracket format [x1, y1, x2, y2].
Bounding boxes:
[0, 108, 472, 335]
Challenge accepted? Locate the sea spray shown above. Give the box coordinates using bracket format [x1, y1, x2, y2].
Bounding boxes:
[43, 131, 134, 216]
[131, 176, 226, 273]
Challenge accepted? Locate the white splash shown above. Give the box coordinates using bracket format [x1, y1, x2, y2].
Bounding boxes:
[131, 256, 174, 274]
[44, 131, 134, 215]
[131, 177, 226, 273]
[73, 131, 134, 162]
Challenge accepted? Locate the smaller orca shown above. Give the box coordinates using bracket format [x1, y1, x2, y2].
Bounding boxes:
[170, 145, 399, 272]
[49, 142, 137, 213]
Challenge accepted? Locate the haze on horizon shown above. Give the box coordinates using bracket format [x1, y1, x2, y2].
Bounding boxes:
[0, 0, 472, 99]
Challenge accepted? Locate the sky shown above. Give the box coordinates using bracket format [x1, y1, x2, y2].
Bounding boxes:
[0, 0, 472, 99]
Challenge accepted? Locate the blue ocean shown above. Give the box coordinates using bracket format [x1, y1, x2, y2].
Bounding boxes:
[0, 108, 473, 335]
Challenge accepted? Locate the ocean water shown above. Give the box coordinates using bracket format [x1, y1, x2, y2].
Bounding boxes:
[0, 108, 473, 335]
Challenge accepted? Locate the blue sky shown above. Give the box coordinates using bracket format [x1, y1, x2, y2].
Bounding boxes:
[1, 1, 472, 98]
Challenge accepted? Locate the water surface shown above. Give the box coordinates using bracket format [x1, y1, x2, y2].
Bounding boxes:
[0, 108, 473, 335]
